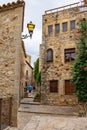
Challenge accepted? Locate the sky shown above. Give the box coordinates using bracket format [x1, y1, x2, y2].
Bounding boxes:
[0, 0, 80, 66]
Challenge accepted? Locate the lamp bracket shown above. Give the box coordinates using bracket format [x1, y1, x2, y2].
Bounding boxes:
[22, 34, 30, 39]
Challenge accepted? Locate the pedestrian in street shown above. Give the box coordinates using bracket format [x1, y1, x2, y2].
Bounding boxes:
[27, 85, 33, 93]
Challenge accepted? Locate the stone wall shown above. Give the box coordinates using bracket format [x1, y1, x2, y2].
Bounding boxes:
[40, 4, 87, 105]
[0, 1, 25, 127]
[20, 53, 34, 98]
[1, 97, 12, 130]
[25, 56, 33, 87]
[20, 41, 26, 100]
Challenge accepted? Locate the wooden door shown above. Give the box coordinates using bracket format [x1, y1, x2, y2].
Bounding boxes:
[50, 80, 58, 92]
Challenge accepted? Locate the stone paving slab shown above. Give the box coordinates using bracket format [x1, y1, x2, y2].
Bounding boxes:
[23, 115, 87, 130]
[9, 127, 18, 130]
[19, 104, 78, 116]
[20, 98, 41, 105]
[17, 112, 34, 130]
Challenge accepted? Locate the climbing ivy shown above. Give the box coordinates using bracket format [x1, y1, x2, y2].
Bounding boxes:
[34, 58, 41, 84]
[72, 19, 87, 102]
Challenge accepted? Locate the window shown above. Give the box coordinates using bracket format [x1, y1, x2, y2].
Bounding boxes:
[64, 48, 75, 62]
[25, 81, 27, 87]
[55, 24, 60, 34]
[26, 70, 28, 76]
[47, 49, 53, 62]
[70, 20, 75, 30]
[50, 80, 58, 92]
[65, 80, 75, 95]
[62, 22, 67, 32]
[48, 25, 53, 35]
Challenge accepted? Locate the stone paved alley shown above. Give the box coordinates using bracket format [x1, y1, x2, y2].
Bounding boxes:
[22, 114, 87, 130]
[10, 92, 87, 130]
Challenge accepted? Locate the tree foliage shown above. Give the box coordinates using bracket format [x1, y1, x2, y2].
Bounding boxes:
[72, 19, 87, 102]
[34, 58, 41, 84]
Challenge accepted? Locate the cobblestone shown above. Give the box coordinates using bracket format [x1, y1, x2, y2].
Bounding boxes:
[23, 115, 87, 130]
[9, 92, 87, 130]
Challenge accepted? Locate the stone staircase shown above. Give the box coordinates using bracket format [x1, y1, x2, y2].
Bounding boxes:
[19, 92, 79, 117]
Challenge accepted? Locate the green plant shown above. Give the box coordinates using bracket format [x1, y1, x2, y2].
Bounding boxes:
[71, 19, 87, 102]
[34, 58, 41, 84]
[34, 91, 41, 100]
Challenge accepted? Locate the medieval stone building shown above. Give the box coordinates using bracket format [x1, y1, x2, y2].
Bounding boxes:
[40, 1, 87, 105]
[0, 0, 25, 128]
[20, 42, 34, 99]
[25, 55, 34, 87]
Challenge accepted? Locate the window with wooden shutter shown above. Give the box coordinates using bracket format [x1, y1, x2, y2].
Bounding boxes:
[50, 80, 58, 93]
[25, 81, 27, 87]
[64, 48, 75, 63]
[65, 80, 75, 95]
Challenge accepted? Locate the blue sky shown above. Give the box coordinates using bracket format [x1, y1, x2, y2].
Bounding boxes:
[0, 0, 80, 66]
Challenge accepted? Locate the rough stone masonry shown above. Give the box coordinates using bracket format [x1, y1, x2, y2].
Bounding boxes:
[40, 2, 87, 106]
[0, 0, 25, 127]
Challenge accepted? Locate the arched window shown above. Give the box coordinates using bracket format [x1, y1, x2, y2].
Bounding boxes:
[47, 49, 53, 62]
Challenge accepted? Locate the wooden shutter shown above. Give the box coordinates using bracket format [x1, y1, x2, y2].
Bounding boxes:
[50, 80, 58, 92]
[65, 80, 70, 94]
[65, 80, 75, 95]
[64, 48, 75, 62]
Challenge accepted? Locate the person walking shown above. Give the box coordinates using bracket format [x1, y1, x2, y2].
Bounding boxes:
[27, 85, 33, 93]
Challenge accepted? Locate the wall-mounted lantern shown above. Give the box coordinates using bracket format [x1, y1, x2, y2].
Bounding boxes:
[22, 21, 35, 39]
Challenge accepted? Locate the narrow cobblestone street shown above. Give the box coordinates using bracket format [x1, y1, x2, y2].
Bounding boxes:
[17, 112, 87, 130]
[19, 92, 78, 116]
[14, 92, 87, 130]
[1, 1, 87, 130]
[23, 115, 87, 130]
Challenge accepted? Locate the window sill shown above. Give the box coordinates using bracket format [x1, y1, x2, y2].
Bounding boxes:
[46, 60, 53, 62]
[65, 61, 75, 64]
[47, 34, 53, 36]
[65, 94, 75, 96]
[50, 92, 58, 93]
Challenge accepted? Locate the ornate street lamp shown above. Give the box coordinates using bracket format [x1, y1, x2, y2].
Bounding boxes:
[22, 21, 35, 39]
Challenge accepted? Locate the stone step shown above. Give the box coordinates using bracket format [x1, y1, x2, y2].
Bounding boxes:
[20, 98, 41, 105]
[20, 101, 41, 105]
[18, 104, 78, 117]
[4, 127, 18, 130]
